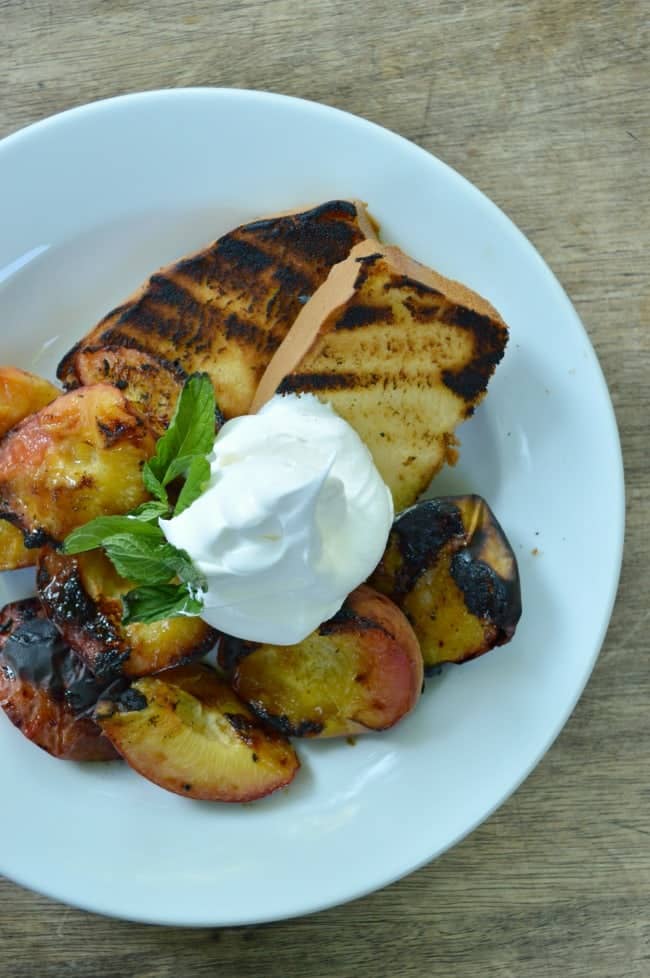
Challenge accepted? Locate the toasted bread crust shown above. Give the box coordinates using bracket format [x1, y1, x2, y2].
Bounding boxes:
[252, 241, 508, 511]
[58, 201, 376, 423]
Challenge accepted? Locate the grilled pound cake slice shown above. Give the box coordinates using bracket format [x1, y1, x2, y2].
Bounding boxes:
[251, 240, 508, 512]
[58, 201, 377, 423]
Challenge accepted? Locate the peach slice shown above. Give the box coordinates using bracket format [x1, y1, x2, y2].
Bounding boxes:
[220, 584, 424, 738]
[95, 663, 300, 802]
[0, 366, 59, 440]
[0, 598, 119, 761]
[0, 384, 156, 547]
[0, 366, 60, 569]
[37, 549, 218, 680]
[369, 495, 522, 669]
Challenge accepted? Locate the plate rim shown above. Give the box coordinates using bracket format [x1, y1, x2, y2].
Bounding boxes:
[0, 86, 626, 926]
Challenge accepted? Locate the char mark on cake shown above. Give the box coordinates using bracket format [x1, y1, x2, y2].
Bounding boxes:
[277, 372, 357, 394]
[336, 303, 393, 330]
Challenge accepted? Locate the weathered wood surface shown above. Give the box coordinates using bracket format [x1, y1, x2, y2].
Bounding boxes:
[0, 1, 648, 975]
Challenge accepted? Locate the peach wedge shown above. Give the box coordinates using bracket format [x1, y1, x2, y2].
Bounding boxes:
[0, 366, 60, 570]
[369, 494, 522, 669]
[220, 584, 424, 738]
[38, 549, 218, 680]
[0, 598, 119, 761]
[0, 384, 155, 547]
[95, 664, 300, 802]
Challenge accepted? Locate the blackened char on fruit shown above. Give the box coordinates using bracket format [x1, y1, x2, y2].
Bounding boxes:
[0, 598, 113, 717]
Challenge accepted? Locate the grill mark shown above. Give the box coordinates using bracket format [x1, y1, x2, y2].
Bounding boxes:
[277, 372, 357, 393]
[245, 203, 365, 265]
[246, 702, 324, 739]
[146, 273, 206, 313]
[390, 273, 441, 297]
[336, 304, 394, 329]
[224, 313, 273, 350]
[318, 604, 378, 635]
[105, 309, 196, 350]
[37, 554, 131, 679]
[279, 362, 491, 395]
[402, 296, 445, 322]
[353, 252, 383, 288]
[450, 549, 520, 635]
[440, 304, 507, 401]
[214, 235, 274, 273]
[272, 263, 314, 296]
[442, 354, 504, 401]
[441, 304, 495, 332]
[390, 499, 467, 596]
[110, 276, 207, 348]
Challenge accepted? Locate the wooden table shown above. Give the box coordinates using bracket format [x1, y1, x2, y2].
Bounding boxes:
[1, 2, 648, 975]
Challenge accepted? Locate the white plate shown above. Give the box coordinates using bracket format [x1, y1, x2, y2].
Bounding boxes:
[0, 89, 624, 926]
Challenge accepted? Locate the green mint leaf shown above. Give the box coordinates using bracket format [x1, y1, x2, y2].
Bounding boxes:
[142, 462, 168, 504]
[163, 454, 196, 486]
[64, 516, 164, 555]
[130, 500, 170, 522]
[147, 373, 216, 488]
[122, 583, 204, 625]
[102, 534, 204, 588]
[174, 455, 211, 516]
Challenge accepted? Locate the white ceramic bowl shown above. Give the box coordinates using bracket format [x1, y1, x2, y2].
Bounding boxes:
[0, 89, 624, 926]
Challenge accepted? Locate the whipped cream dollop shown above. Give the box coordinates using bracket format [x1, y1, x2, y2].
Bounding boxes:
[160, 394, 394, 644]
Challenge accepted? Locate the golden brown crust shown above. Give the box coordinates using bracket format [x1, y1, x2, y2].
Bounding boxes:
[250, 241, 508, 510]
[57, 201, 377, 422]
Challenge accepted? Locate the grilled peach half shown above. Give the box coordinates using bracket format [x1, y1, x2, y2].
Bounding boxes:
[369, 495, 521, 669]
[95, 663, 300, 802]
[37, 549, 218, 680]
[219, 584, 423, 738]
[0, 366, 60, 569]
[0, 598, 119, 761]
[0, 366, 59, 439]
[0, 384, 156, 548]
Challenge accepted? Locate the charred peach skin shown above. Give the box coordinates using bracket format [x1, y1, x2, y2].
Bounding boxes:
[95, 664, 300, 802]
[38, 549, 219, 680]
[0, 384, 156, 547]
[220, 584, 423, 738]
[369, 495, 521, 669]
[0, 598, 119, 761]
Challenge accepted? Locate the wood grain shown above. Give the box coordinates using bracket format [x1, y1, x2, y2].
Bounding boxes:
[1, 1, 649, 975]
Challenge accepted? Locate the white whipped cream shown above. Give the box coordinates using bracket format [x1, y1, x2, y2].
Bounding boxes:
[160, 393, 393, 644]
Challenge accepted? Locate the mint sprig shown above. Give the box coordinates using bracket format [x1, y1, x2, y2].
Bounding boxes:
[122, 584, 204, 626]
[62, 373, 217, 625]
[142, 373, 216, 515]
